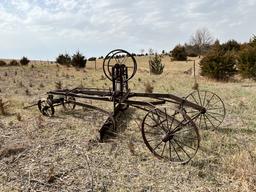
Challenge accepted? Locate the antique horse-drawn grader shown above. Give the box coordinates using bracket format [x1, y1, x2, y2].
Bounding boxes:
[36, 49, 225, 164]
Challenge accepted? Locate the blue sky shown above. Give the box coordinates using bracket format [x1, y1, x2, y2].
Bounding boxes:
[0, 0, 255, 60]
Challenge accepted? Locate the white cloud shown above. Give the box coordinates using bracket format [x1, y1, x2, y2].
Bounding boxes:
[0, 0, 255, 59]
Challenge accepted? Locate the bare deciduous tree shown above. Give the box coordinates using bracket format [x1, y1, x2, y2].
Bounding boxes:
[190, 28, 214, 56]
[148, 48, 154, 55]
[140, 49, 145, 55]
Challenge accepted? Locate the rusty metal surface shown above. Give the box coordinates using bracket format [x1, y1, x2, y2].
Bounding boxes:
[31, 49, 225, 163]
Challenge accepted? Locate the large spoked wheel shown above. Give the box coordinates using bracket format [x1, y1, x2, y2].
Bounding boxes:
[141, 107, 200, 164]
[183, 90, 226, 129]
[38, 99, 54, 117]
[63, 96, 76, 112]
[103, 49, 137, 81]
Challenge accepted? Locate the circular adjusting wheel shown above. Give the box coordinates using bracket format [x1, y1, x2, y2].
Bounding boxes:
[183, 90, 226, 130]
[103, 49, 137, 81]
[141, 107, 200, 164]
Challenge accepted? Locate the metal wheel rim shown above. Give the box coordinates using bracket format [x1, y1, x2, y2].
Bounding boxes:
[141, 107, 200, 164]
[184, 90, 226, 129]
[63, 96, 76, 111]
[38, 99, 54, 117]
[103, 49, 137, 81]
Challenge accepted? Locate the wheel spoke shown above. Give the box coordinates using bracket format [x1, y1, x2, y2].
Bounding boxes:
[149, 112, 168, 132]
[120, 56, 128, 65]
[170, 141, 182, 161]
[169, 141, 172, 160]
[144, 122, 154, 128]
[209, 99, 222, 107]
[153, 141, 163, 151]
[204, 114, 216, 127]
[203, 114, 208, 129]
[190, 113, 200, 122]
[144, 131, 160, 135]
[190, 94, 199, 105]
[152, 119, 167, 128]
[161, 142, 167, 157]
[149, 113, 158, 124]
[155, 109, 168, 132]
[170, 118, 187, 133]
[147, 138, 160, 143]
[114, 57, 120, 64]
[207, 107, 224, 111]
[197, 90, 203, 106]
[168, 115, 176, 131]
[185, 110, 199, 114]
[199, 114, 202, 128]
[164, 108, 169, 129]
[202, 91, 207, 106]
[207, 111, 224, 117]
[173, 138, 196, 151]
[206, 113, 222, 124]
[173, 139, 191, 159]
[172, 127, 193, 134]
[204, 94, 215, 108]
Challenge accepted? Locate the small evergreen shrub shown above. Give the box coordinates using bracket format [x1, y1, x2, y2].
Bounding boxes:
[149, 54, 165, 74]
[72, 52, 87, 68]
[56, 54, 71, 66]
[20, 57, 30, 66]
[187, 52, 198, 57]
[0, 60, 7, 66]
[172, 45, 187, 61]
[221, 40, 240, 52]
[9, 60, 19, 66]
[88, 57, 96, 61]
[185, 44, 199, 57]
[200, 48, 237, 80]
[237, 46, 256, 79]
[249, 34, 256, 47]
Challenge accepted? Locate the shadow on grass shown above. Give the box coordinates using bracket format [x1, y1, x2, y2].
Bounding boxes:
[99, 107, 137, 141]
[57, 107, 137, 142]
[60, 109, 95, 121]
[215, 126, 256, 135]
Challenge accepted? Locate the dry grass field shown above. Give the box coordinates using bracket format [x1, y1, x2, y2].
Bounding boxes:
[0, 55, 256, 191]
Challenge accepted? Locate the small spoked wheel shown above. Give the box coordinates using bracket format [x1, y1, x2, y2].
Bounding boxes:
[103, 49, 137, 81]
[63, 96, 76, 112]
[141, 107, 200, 164]
[183, 90, 226, 129]
[38, 99, 54, 117]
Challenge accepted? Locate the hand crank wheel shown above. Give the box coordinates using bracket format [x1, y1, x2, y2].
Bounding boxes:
[103, 49, 137, 81]
[141, 107, 200, 164]
[183, 90, 226, 129]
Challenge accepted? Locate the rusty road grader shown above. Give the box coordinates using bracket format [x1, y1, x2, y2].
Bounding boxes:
[34, 49, 225, 164]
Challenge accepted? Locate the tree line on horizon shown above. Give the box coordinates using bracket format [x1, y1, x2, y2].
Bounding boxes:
[158, 28, 256, 81]
[0, 57, 30, 67]
[1, 27, 256, 81]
